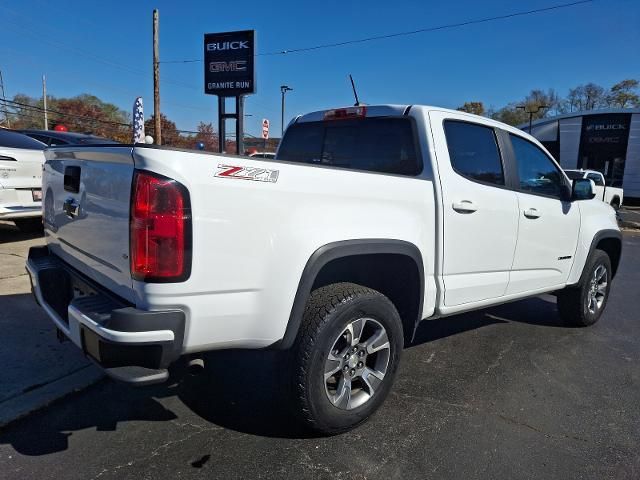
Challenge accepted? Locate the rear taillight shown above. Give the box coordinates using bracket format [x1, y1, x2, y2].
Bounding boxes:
[323, 106, 367, 121]
[130, 170, 191, 282]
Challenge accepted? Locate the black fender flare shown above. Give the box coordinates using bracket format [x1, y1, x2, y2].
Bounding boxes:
[572, 229, 623, 286]
[274, 239, 424, 350]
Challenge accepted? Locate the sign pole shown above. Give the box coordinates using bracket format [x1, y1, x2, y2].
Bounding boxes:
[218, 96, 226, 153]
[236, 95, 244, 155]
[153, 9, 161, 145]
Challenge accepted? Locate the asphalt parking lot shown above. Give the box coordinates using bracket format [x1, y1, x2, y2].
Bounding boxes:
[0, 228, 639, 479]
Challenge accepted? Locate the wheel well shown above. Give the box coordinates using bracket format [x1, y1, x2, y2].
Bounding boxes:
[311, 253, 422, 344]
[596, 237, 621, 277]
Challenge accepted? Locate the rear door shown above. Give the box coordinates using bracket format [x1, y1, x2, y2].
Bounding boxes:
[43, 146, 136, 302]
[429, 112, 519, 307]
[506, 134, 580, 294]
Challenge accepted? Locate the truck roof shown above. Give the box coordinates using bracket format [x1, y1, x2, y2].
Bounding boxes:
[293, 104, 542, 143]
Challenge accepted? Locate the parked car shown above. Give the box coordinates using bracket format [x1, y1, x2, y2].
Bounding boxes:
[248, 151, 276, 159]
[564, 169, 623, 209]
[17, 129, 119, 146]
[0, 129, 46, 231]
[27, 105, 621, 435]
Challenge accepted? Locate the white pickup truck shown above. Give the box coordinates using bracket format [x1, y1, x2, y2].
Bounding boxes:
[27, 105, 622, 434]
[564, 169, 623, 210]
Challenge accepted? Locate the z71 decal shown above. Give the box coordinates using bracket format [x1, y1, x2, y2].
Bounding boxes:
[215, 164, 279, 183]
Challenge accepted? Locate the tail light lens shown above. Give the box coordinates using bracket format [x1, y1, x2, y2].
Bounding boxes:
[323, 106, 367, 121]
[130, 170, 191, 282]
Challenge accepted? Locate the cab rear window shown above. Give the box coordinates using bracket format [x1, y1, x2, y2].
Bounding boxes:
[276, 118, 421, 176]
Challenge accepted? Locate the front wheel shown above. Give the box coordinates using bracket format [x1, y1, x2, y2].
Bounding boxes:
[290, 282, 403, 435]
[557, 249, 612, 327]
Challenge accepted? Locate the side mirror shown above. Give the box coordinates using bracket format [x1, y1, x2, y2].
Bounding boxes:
[571, 178, 596, 201]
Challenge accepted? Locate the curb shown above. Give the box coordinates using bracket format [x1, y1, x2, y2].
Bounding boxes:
[0, 366, 104, 428]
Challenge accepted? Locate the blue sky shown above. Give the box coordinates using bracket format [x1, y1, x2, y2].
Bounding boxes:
[0, 0, 638, 136]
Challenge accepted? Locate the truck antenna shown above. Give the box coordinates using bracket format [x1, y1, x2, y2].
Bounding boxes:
[349, 74, 361, 107]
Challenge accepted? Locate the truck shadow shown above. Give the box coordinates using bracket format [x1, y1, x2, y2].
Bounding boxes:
[0, 380, 180, 456]
[176, 296, 565, 437]
[0, 296, 568, 454]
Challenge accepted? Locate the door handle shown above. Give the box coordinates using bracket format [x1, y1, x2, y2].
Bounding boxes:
[452, 200, 478, 213]
[523, 208, 541, 219]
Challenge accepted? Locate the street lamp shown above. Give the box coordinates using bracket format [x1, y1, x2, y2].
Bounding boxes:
[280, 85, 293, 137]
[517, 104, 549, 134]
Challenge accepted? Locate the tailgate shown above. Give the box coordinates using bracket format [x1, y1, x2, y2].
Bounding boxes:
[43, 146, 136, 303]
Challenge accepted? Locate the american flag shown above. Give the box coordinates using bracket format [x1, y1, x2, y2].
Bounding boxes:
[132, 97, 145, 143]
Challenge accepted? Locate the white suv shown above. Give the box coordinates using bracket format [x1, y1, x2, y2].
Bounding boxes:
[0, 129, 45, 231]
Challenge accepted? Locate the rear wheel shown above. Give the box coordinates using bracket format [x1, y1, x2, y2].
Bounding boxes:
[13, 218, 43, 233]
[290, 282, 403, 435]
[557, 249, 611, 327]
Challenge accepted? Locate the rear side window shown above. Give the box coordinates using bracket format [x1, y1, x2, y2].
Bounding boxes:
[586, 172, 605, 186]
[510, 134, 565, 198]
[565, 170, 584, 180]
[276, 118, 421, 176]
[444, 121, 504, 186]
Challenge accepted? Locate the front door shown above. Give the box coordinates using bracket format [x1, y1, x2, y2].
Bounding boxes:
[506, 133, 580, 294]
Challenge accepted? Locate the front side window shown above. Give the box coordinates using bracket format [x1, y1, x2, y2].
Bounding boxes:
[444, 121, 504, 186]
[510, 134, 565, 198]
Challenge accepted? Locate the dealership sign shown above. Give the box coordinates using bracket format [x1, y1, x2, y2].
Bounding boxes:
[204, 30, 256, 96]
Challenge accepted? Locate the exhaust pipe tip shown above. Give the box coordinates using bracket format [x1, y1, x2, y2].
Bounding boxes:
[187, 357, 205, 376]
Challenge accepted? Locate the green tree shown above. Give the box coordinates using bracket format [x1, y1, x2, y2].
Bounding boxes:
[456, 102, 485, 116]
[490, 89, 559, 126]
[6, 93, 130, 141]
[561, 83, 606, 112]
[145, 113, 193, 147]
[608, 79, 639, 108]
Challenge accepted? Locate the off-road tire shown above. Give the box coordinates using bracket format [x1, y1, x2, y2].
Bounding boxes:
[290, 282, 403, 435]
[557, 249, 612, 327]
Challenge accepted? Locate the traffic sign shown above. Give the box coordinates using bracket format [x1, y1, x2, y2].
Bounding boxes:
[262, 119, 270, 140]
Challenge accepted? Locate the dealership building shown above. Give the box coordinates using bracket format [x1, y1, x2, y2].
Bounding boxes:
[521, 108, 640, 200]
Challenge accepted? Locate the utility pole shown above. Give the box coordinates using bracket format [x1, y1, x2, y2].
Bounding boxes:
[42, 74, 48, 130]
[0, 70, 10, 128]
[280, 85, 293, 137]
[517, 104, 548, 134]
[153, 9, 161, 145]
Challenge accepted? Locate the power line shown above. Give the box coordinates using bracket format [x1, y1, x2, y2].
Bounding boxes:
[1, 99, 204, 135]
[160, 0, 594, 63]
